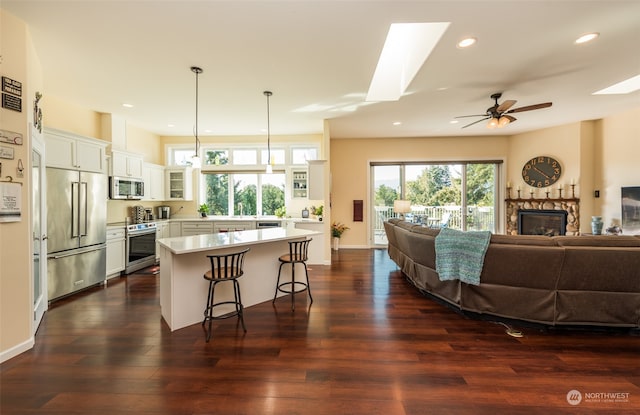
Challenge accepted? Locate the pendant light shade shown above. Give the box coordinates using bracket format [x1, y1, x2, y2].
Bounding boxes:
[191, 66, 203, 169]
[264, 90, 273, 173]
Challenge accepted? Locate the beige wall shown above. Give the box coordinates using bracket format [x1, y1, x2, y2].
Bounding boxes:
[597, 108, 640, 227]
[0, 10, 41, 360]
[331, 113, 640, 247]
[330, 136, 510, 247]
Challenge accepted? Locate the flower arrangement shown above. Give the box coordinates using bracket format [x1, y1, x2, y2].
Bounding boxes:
[331, 221, 350, 238]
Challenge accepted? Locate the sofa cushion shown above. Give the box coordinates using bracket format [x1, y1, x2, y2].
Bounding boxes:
[554, 235, 640, 247]
[491, 234, 558, 246]
[411, 226, 441, 237]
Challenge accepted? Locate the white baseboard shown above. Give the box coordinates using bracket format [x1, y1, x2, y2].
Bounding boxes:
[0, 337, 34, 364]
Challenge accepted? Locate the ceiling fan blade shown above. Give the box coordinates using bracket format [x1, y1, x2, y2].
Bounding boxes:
[504, 115, 517, 123]
[507, 102, 552, 114]
[497, 99, 516, 113]
[461, 117, 490, 129]
[455, 114, 489, 119]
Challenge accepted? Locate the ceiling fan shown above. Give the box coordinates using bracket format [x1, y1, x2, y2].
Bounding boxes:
[456, 93, 552, 129]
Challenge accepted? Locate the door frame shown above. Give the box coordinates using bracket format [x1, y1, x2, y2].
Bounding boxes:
[31, 124, 47, 333]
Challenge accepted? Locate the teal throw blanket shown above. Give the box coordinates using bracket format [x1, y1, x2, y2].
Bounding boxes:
[435, 228, 492, 286]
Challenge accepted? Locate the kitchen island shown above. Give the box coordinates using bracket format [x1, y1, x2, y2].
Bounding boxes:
[157, 227, 320, 331]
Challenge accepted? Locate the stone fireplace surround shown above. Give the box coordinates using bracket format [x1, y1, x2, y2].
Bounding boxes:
[505, 198, 580, 236]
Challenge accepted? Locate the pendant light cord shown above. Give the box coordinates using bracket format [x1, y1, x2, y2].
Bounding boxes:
[264, 91, 272, 164]
[191, 66, 203, 158]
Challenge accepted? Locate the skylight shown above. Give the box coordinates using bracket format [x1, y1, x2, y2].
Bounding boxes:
[366, 22, 450, 102]
[593, 74, 640, 95]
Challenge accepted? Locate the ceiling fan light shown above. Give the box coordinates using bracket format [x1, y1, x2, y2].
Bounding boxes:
[498, 116, 511, 127]
[487, 117, 499, 129]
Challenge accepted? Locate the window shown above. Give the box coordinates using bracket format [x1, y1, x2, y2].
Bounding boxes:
[168, 142, 318, 216]
[371, 161, 501, 244]
[203, 149, 229, 166]
[202, 172, 285, 216]
[260, 149, 286, 165]
[232, 149, 257, 165]
[291, 148, 317, 165]
[173, 148, 197, 166]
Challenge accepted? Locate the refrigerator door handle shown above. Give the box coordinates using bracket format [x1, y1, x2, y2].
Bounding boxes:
[71, 181, 80, 238]
[47, 243, 107, 259]
[79, 181, 88, 236]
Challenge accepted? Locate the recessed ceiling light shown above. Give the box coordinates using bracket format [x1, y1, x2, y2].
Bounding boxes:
[393, 121, 402, 126]
[593, 74, 640, 95]
[366, 22, 450, 102]
[457, 37, 477, 48]
[450, 120, 459, 124]
[167, 124, 175, 128]
[575, 32, 599, 44]
[122, 103, 134, 108]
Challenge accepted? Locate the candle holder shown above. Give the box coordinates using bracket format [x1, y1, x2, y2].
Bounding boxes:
[558, 188, 563, 199]
[506, 186, 511, 199]
[517, 189, 521, 199]
[530, 191, 534, 199]
[571, 184, 576, 198]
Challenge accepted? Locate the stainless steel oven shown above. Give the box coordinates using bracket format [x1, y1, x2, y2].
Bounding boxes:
[125, 222, 157, 274]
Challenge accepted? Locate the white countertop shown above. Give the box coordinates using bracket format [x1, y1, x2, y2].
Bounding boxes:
[157, 227, 319, 255]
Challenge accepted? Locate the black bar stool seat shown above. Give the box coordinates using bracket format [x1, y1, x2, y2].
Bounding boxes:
[272, 239, 313, 311]
[201, 248, 250, 342]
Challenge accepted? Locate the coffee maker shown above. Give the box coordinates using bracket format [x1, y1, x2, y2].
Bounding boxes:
[157, 206, 171, 219]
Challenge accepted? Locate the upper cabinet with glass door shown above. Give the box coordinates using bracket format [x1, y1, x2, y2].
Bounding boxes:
[165, 167, 193, 200]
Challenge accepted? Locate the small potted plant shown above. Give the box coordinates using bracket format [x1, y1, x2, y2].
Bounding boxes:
[331, 221, 350, 250]
[310, 205, 324, 221]
[198, 203, 209, 218]
[274, 206, 287, 218]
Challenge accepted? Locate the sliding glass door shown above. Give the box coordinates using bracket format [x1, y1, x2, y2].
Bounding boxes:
[371, 161, 500, 245]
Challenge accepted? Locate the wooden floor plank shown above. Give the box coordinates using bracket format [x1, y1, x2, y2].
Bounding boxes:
[1, 248, 638, 414]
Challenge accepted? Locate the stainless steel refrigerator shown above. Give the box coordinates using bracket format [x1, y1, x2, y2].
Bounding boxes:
[46, 167, 107, 300]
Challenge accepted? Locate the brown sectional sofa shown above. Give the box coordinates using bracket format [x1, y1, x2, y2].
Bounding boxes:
[384, 219, 640, 328]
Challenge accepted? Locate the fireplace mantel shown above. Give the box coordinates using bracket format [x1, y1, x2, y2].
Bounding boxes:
[505, 197, 580, 236]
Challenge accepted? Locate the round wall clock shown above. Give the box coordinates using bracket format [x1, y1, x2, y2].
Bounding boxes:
[521, 156, 562, 188]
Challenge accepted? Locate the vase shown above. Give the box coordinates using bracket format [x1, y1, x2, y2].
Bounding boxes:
[332, 237, 340, 251]
[591, 216, 603, 235]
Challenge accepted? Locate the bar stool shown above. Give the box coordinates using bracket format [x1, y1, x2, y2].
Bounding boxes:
[201, 248, 250, 342]
[273, 239, 313, 311]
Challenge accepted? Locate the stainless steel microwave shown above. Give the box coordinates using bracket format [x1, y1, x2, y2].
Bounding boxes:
[109, 176, 144, 200]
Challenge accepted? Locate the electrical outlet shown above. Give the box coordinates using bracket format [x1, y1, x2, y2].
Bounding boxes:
[594, 190, 600, 198]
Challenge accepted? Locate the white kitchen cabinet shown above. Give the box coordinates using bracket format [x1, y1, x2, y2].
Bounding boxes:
[182, 221, 214, 236]
[165, 167, 193, 201]
[106, 227, 126, 278]
[111, 149, 144, 178]
[214, 221, 255, 233]
[291, 169, 308, 199]
[308, 160, 326, 200]
[294, 221, 325, 265]
[44, 128, 108, 173]
[155, 222, 170, 260]
[169, 222, 182, 237]
[142, 163, 165, 201]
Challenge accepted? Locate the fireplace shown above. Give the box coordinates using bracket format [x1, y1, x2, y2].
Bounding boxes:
[518, 209, 567, 236]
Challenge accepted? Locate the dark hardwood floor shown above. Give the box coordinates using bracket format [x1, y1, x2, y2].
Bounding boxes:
[1, 249, 639, 414]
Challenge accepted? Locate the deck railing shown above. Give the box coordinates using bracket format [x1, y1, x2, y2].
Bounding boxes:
[373, 205, 494, 244]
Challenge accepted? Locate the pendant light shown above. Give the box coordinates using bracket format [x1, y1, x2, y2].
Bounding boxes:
[190, 66, 203, 169]
[264, 90, 273, 173]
